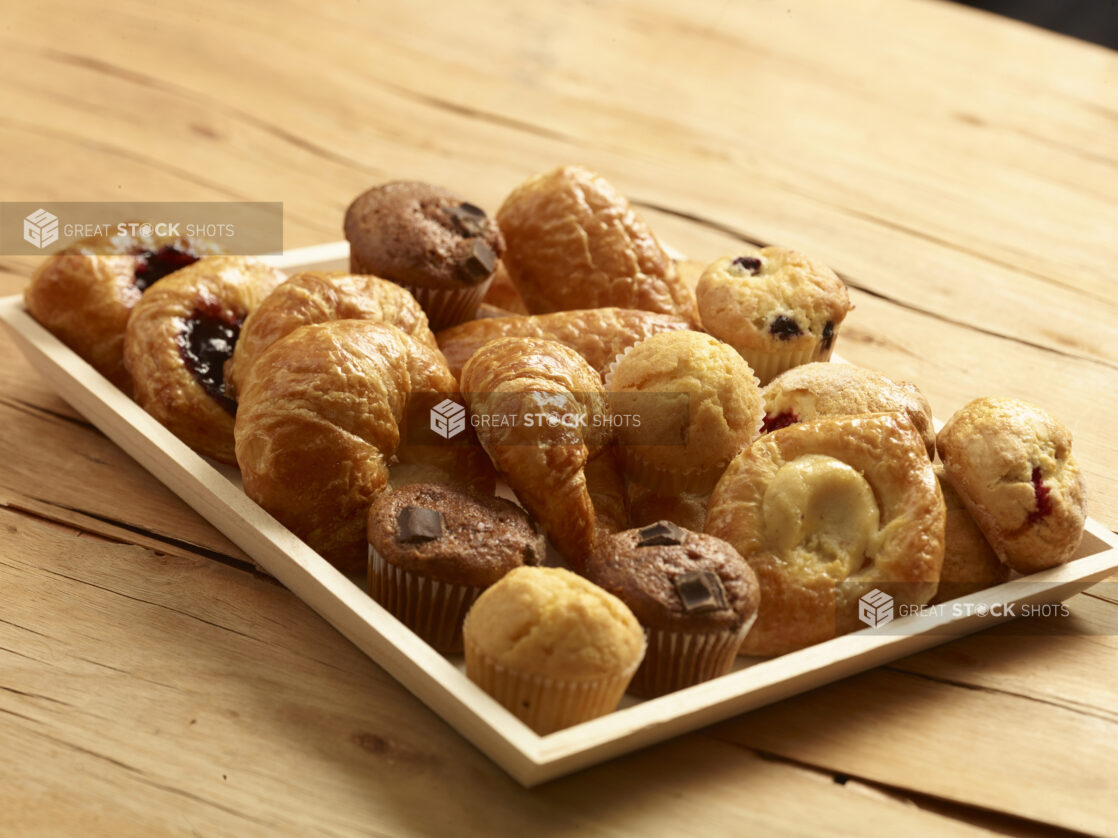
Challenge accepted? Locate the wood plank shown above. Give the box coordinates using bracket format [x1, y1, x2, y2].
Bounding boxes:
[0, 508, 1002, 837]
[710, 585, 1118, 835]
[0, 328, 252, 566]
[0, 0, 1115, 828]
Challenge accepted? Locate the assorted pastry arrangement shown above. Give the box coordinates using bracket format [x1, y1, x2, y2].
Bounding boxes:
[24, 165, 1090, 734]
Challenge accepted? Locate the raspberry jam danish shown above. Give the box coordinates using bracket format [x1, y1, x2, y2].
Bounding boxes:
[24, 230, 220, 391]
[123, 256, 285, 463]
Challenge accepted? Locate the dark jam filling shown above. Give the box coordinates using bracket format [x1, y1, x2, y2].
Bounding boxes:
[761, 411, 798, 433]
[1026, 465, 1053, 525]
[769, 314, 803, 341]
[177, 303, 241, 414]
[134, 245, 201, 291]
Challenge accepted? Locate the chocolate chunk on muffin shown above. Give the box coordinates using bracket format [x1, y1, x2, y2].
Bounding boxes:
[367, 483, 545, 652]
[583, 523, 760, 697]
[344, 181, 505, 329]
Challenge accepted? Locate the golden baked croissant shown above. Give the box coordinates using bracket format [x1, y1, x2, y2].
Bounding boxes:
[234, 320, 494, 573]
[496, 166, 701, 325]
[460, 337, 627, 569]
[225, 270, 438, 400]
[437, 307, 692, 381]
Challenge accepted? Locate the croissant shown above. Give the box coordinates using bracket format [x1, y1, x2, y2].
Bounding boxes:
[234, 320, 494, 573]
[437, 307, 693, 381]
[225, 270, 439, 400]
[460, 337, 627, 569]
[496, 166, 700, 325]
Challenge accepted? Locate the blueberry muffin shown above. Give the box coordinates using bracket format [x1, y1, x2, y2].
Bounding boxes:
[696, 248, 852, 384]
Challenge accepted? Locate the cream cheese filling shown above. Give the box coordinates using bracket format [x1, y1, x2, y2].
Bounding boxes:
[762, 453, 882, 580]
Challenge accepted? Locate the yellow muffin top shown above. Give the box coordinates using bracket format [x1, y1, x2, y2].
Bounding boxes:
[463, 567, 645, 682]
[607, 330, 764, 480]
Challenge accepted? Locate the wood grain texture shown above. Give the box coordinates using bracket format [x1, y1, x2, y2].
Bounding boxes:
[1, 0, 1116, 832]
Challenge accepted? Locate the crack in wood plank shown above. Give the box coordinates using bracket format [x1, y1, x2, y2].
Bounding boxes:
[74, 655, 183, 692]
[28, 563, 269, 646]
[0, 646, 55, 666]
[884, 665, 1118, 724]
[1083, 591, 1118, 607]
[0, 706, 41, 724]
[21, 44, 385, 180]
[0, 685, 71, 706]
[0, 396, 96, 431]
[127, 774, 288, 830]
[10, 496, 264, 578]
[723, 741, 1098, 838]
[370, 77, 584, 145]
[0, 617, 52, 639]
[634, 198, 1118, 371]
[32, 729, 147, 774]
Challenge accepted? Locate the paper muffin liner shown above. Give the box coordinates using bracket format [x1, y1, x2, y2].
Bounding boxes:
[463, 634, 645, 735]
[601, 338, 644, 391]
[738, 340, 836, 386]
[403, 278, 493, 331]
[627, 624, 750, 698]
[368, 546, 484, 653]
[621, 445, 724, 495]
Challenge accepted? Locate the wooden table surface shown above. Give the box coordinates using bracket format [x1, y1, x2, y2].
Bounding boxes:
[2, 0, 1116, 834]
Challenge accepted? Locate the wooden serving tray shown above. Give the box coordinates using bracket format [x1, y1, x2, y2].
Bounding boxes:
[3, 242, 1116, 787]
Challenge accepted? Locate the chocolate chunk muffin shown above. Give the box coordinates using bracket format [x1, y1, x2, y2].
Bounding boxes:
[583, 522, 760, 697]
[344, 181, 505, 329]
[367, 483, 545, 652]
